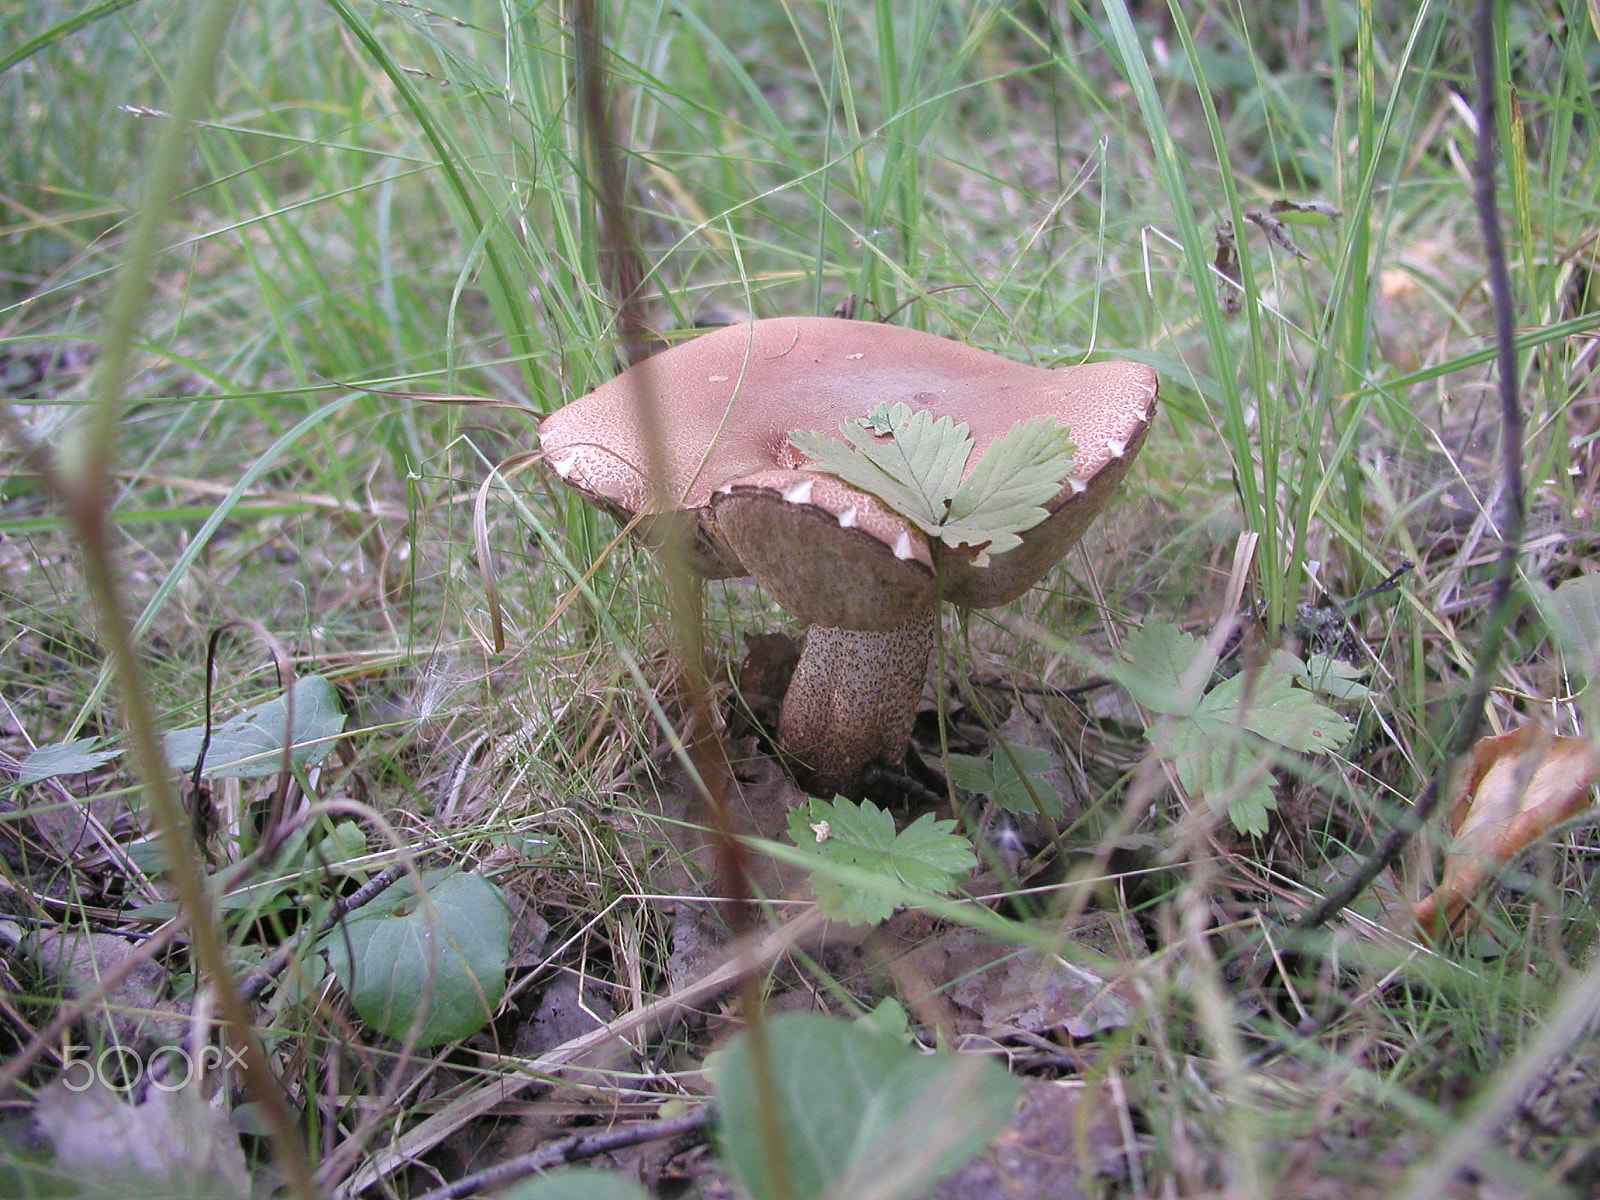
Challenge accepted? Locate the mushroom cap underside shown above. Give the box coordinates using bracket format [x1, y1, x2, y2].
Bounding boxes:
[538, 316, 1157, 607]
[710, 469, 936, 630]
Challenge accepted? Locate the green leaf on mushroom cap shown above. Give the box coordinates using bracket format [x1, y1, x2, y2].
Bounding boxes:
[788, 403, 1075, 565]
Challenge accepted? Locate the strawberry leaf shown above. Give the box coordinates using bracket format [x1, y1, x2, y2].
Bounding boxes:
[788, 406, 1074, 564]
[1104, 620, 1213, 716]
[943, 414, 1076, 558]
[1107, 620, 1354, 834]
[946, 740, 1061, 816]
[786, 798, 975, 924]
[787, 402, 970, 533]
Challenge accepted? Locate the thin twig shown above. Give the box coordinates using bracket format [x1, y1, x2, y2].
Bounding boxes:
[1293, 0, 1525, 933]
[236, 860, 410, 1003]
[410, 1105, 714, 1200]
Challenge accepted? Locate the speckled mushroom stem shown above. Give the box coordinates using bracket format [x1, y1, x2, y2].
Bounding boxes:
[777, 604, 937, 799]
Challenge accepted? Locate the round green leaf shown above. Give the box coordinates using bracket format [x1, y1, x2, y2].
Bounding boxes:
[716, 1012, 1017, 1200]
[326, 869, 511, 1046]
[162, 674, 345, 778]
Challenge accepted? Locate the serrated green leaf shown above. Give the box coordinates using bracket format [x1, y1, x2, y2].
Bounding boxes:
[854, 402, 972, 520]
[1210, 670, 1353, 754]
[786, 798, 974, 924]
[788, 407, 1075, 563]
[946, 741, 1061, 816]
[1166, 717, 1277, 834]
[325, 868, 510, 1047]
[861, 405, 898, 433]
[1105, 620, 1213, 715]
[1164, 667, 1352, 834]
[1299, 653, 1373, 701]
[717, 1012, 1018, 1200]
[16, 738, 123, 784]
[162, 675, 345, 779]
[945, 753, 997, 795]
[1119, 626, 1354, 834]
[943, 415, 1076, 559]
[788, 403, 969, 532]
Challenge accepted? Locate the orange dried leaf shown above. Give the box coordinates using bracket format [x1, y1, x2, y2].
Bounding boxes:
[1414, 724, 1599, 940]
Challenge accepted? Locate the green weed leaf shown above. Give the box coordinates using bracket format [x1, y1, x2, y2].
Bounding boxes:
[16, 738, 122, 784]
[788, 405, 1074, 564]
[944, 414, 1079, 557]
[1110, 621, 1354, 834]
[1207, 661, 1354, 754]
[787, 402, 970, 531]
[716, 1011, 1018, 1200]
[787, 798, 975, 924]
[1298, 653, 1372, 701]
[216, 819, 368, 915]
[1106, 620, 1214, 715]
[163, 674, 345, 778]
[1541, 573, 1600, 685]
[946, 740, 1061, 816]
[325, 868, 510, 1047]
[1164, 723, 1278, 836]
[122, 818, 371, 922]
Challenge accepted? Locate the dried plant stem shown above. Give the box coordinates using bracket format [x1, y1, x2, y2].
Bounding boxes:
[42, 5, 316, 1197]
[567, 7, 790, 1198]
[1294, 0, 1525, 934]
[572, 0, 653, 366]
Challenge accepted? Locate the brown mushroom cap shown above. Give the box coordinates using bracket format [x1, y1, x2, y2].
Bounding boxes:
[538, 317, 1156, 604]
[537, 316, 1158, 797]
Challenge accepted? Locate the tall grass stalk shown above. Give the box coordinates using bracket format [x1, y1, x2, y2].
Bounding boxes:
[35, 4, 316, 1195]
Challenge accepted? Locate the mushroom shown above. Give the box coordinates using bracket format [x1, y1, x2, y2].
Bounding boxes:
[538, 317, 1156, 798]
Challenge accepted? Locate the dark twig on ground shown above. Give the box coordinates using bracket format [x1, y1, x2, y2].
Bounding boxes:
[1293, 0, 1526, 934]
[411, 1105, 714, 1200]
[237, 859, 411, 1003]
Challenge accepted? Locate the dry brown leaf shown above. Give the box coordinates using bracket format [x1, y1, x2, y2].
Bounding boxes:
[890, 922, 1134, 1040]
[918, 1078, 1130, 1200]
[1414, 724, 1600, 940]
[33, 1075, 253, 1198]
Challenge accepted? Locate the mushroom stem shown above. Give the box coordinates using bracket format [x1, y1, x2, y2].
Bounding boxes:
[777, 604, 937, 798]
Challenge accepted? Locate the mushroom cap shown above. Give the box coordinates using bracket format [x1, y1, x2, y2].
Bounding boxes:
[538, 316, 1156, 613]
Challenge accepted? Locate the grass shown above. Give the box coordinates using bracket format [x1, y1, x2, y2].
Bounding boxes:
[2, 0, 1599, 1197]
